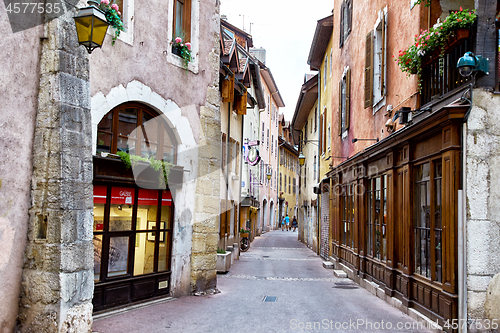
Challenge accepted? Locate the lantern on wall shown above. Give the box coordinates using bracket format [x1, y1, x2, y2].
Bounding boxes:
[74, 0, 110, 53]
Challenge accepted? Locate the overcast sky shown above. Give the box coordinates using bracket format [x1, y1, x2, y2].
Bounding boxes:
[220, 0, 334, 121]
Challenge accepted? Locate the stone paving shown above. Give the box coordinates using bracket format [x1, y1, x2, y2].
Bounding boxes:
[93, 230, 432, 333]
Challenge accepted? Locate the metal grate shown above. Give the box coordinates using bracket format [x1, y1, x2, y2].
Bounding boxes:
[332, 282, 359, 290]
[262, 256, 270, 258]
[263, 296, 277, 302]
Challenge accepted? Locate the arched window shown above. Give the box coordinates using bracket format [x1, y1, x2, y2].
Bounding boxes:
[97, 103, 177, 164]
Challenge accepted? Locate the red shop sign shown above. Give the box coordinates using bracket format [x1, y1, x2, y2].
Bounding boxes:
[162, 191, 172, 206]
[111, 187, 135, 205]
[93, 185, 107, 204]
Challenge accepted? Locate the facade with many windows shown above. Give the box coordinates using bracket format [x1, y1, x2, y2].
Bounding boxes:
[321, 0, 500, 328]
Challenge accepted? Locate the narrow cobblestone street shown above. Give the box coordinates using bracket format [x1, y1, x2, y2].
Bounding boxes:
[93, 230, 432, 333]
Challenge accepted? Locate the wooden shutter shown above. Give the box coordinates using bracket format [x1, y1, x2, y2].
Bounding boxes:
[222, 133, 226, 170]
[318, 115, 322, 151]
[222, 75, 234, 103]
[364, 31, 374, 108]
[220, 200, 226, 237]
[339, 2, 345, 47]
[338, 80, 342, 136]
[381, 12, 386, 97]
[345, 68, 351, 130]
[235, 90, 247, 115]
[347, 0, 352, 36]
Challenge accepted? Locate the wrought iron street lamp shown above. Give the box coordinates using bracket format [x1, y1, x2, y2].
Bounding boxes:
[74, 0, 110, 53]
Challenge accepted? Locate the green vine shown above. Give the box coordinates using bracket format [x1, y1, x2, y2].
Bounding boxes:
[116, 151, 173, 188]
[217, 247, 226, 254]
[413, 0, 431, 7]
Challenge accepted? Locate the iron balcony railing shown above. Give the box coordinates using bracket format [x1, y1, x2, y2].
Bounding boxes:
[420, 31, 474, 106]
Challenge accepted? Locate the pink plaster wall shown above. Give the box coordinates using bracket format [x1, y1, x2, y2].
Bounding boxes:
[329, 0, 420, 165]
[0, 8, 43, 331]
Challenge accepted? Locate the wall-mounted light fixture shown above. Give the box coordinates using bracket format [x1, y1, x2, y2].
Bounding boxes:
[74, 0, 110, 53]
[457, 52, 489, 77]
[297, 139, 319, 166]
[266, 168, 272, 180]
[325, 156, 348, 161]
[352, 138, 379, 144]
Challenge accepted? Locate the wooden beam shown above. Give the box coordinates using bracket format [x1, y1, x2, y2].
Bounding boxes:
[475, 0, 497, 88]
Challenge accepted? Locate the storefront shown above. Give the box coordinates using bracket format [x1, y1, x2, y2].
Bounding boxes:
[328, 104, 466, 324]
[92, 102, 181, 311]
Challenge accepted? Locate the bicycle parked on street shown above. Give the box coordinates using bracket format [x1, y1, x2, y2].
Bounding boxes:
[239, 228, 250, 252]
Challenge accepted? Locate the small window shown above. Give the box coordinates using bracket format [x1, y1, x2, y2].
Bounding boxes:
[173, 0, 191, 41]
[338, 68, 351, 139]
[364, 8, 387, 111]
[339, 0, 353, 48]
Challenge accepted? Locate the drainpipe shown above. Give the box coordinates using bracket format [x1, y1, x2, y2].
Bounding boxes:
[316, 70, 321, 255]
[225, 101, 231, 250]
[238, 114, 244, 234]
[459, 82, 473, 333]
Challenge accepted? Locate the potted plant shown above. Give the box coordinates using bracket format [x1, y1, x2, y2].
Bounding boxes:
[116, 151, 174, 188]
[98, 0, 125, 44]
[171, 36, 193, 70]
[395, 8, 477, 78]
[216, 247, 231, 273]
[239, 228, 250, 238]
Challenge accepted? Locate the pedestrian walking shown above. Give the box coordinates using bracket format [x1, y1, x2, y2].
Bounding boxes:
[292, 216, 297, 231]
[281, 217, 285, 231]
[285, 215, 290, 231]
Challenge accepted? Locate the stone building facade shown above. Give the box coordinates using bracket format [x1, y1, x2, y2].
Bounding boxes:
[0, 0, 221, 331]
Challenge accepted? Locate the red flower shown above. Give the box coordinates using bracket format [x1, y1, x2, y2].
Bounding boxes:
[460, 7, 463, 11]
[457, 18, 462, 22]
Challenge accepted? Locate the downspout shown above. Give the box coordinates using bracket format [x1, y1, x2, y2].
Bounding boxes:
[225, 101, 231, 250]
[317, 70, 321, 255]
[238, 113, 244, 234]
[459, 81, 474, 333]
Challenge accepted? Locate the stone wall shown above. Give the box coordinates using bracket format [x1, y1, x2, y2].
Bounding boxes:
[466, 88, 500, 324]
[190, 0, 221, 294]
[17, 2, 95, 331]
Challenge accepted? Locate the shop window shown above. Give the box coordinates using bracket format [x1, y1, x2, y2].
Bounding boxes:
[366, 175, 387, 260]
[93, 185, 173, 282]
[97, 103, 177, 164]
[414, 161, 442, 281]
[341, 183, 355, 248]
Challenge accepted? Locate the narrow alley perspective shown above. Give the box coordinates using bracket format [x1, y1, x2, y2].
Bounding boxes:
[92, 231, 433, 333]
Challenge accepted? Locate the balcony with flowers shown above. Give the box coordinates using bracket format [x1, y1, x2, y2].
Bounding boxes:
[396, 8, 477, 105]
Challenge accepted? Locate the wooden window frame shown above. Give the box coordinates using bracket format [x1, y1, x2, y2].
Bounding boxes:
[172, 0, 191, 42]
[93, 185, 174, 283]
[338, 68, 351, 138]
[96, 103, 177, 164]
[413, 159, 444, 283]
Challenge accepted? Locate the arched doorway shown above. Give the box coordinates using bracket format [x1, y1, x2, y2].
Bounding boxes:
[269, 201, 274, 231]
[261, 199, 267, 234]
[92, 102, 177, 312]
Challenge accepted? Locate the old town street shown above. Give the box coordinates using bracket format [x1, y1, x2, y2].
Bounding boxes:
[93, 230, 433, 333]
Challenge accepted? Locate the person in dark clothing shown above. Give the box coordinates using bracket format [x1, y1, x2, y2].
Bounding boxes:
[292, 216, 297, 231]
